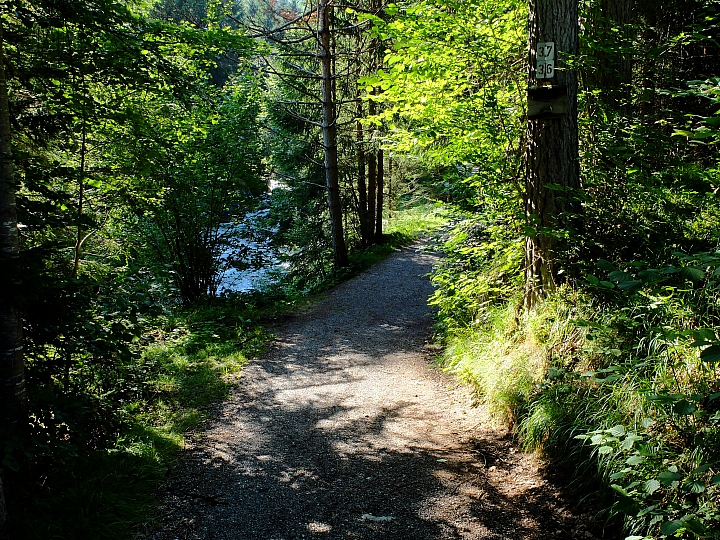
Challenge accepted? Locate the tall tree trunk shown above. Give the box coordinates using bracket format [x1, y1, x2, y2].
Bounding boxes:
[375, 148, 384, 242]
[387, 157, 393, 219]
[319, 0, 348, 267]
[0, 19, 26, 540]
[366, 149, 376, 245]
[356, 101, 369, 246]
[525, 0, 580, 308]
[73, 120, 87, 279]
[366, 98, 376, 245]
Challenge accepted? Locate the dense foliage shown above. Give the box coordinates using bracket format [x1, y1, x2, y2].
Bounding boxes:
[3, 0, 720, 538]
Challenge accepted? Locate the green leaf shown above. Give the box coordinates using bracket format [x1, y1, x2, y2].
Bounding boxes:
[600, 281, 615, 289]
[609, 270, 634, 282]
[609, 425, 626, 437]
[673, 399, 697, 415]
[638, 270, 662, 283]
[648, 393, 682, 404]
[700, 344, 720, 363]
[617, 280, 643, 291]
[622, 435, 643, 450]
[645, 479, 661, 494]
[611, 484, 640, 515]
[597, 259, 616, 271]
[658, 471, 683, 485]
[683, 518, 707, 535]
[585, 274, 599, 285]
[626, 455, 645, 466]
[692, 463, 713, 475]
[681, 266, 706, 281]
[660, 520, 683, 535]
[688, 480, 706, 493]
[711, 474, 720, 485]
[598, 445, 614, 455]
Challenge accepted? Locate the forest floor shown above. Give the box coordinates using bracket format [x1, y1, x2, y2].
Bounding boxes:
[140, 239, 609, 540]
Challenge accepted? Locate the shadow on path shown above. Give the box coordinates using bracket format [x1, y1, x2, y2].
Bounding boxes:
[144, 244, 600, 540]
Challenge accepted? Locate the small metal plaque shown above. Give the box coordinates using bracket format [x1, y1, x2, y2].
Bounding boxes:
[528, 85, 568, 119]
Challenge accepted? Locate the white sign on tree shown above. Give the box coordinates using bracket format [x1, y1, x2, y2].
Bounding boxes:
[536, 41, 555, 79]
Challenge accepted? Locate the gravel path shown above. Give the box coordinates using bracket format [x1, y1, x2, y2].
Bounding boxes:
[143, 241, 605, 540]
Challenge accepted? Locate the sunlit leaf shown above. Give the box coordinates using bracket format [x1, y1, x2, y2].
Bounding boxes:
[644, 479, 661, 494]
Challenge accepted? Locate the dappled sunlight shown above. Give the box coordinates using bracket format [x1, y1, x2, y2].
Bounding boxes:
[146, 244, 586, 539]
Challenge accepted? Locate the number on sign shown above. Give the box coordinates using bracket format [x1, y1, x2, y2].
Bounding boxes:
[537, 42, 554, 59]
[535, 42, 555, 79]
[537, 62, 554, 77]
[538, 44, 553, 58]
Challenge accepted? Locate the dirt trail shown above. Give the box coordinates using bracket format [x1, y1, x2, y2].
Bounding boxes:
[143, 241, 603, 540]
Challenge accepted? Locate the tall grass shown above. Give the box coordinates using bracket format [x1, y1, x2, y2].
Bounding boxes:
[432, 215, 720, 538]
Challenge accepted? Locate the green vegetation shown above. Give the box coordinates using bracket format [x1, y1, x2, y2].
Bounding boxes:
[3, 0, 720, 539]
[11, 300, 270, 539]
[6, 202, 437, 540]
[278, 201, 453, 295]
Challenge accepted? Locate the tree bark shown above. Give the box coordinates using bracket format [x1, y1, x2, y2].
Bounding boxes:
[73, 120, 87, 279]
[319, 0, 348, 267]
[525, 0, 580, 309]
[387, 157, 393, 219]
[375, 148, 384, 242]
[356, 101, 369, 246]
[366, 150, 376, 245]
[0, 19, 26, 540]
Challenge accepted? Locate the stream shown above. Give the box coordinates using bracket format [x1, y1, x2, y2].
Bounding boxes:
[215, 206, 287, 295]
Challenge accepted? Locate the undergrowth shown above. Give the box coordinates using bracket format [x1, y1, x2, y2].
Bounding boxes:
[433, 215, 720, 539]
[9, 300, 270, 540]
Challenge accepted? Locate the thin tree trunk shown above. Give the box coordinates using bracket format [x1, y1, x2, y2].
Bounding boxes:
[319, 0, 348, 267]
[366, 98, 376, 245]
[366, 151, 376, 245]
[387, 157, 393, 219]
[73, 120, 87, 279]
[356, 101, 369, 246]
[601, 0, 633, 108]
[0, 19, 26, 540]
[375, 148, 384, 242]
[524, 0, 580, 309]
[586, 0, 634, 110]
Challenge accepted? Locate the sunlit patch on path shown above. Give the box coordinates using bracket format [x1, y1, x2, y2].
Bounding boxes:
[142, 241, 597, 539]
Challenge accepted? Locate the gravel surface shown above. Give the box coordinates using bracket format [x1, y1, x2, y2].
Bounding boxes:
[142, 240, 608, 540]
